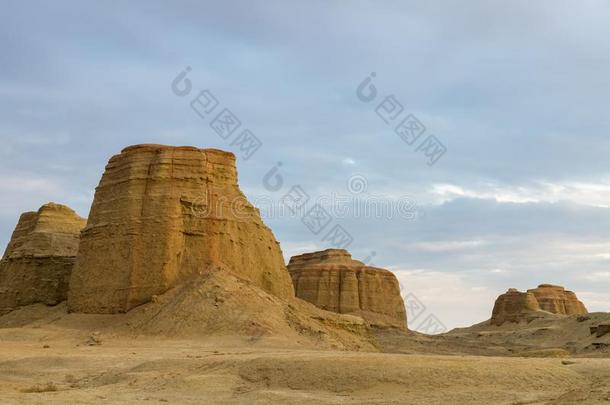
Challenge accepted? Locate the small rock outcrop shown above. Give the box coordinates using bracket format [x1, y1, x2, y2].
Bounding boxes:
[68, 144, 294, 314]
[287, 249, 407, 330]
[491, 285, 588, 326]
[0, 203, 86, 314]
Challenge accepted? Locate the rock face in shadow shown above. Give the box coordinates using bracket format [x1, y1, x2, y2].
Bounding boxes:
[491, 285, 588, 326]
[0, 203, 86, 314]
[287, 249, 407, 330]
[68, 144, 294, 314]
[527, 284, 588, 315]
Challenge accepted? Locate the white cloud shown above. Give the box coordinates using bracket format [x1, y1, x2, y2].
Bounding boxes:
[583, 271, 610, 282]
[429, 180, 610, 207]
[490, 268, 507, 274]
[402, 239, 487, 253]
[0, 174, 61, 194]
[0, 174, 91, 220]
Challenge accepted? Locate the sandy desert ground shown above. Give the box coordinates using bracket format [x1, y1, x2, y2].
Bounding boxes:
[2, 319, 610, 404]
[1, 273, 610, 404]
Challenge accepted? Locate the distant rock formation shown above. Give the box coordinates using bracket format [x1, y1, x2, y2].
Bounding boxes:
[287, 249, 407, 330]
[0, 203, 86, 314]
[68, 144, 294, 314]
[527, 284, 588, 315]
[490, 288, 541, 326]
[491, 284, 588, 326]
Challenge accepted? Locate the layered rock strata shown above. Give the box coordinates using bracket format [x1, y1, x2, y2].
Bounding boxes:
[491, 284, 588, 326]
[68, 144, 294, 313]
[0, 203, 86, 314]
[287, 249, 407, 330]
[527, 284, 587, 315]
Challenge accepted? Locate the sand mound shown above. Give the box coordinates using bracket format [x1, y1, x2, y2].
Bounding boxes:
[120, 271, 375, 350]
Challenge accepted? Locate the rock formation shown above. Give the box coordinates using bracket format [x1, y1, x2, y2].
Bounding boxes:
[287, 249, 407, 330]
[0, 203, 86, 314]
[68, 144, 294, 314]
[490, 288, 541, 326]
[491, 285, 588, 326]
[527, 284, 588, 315]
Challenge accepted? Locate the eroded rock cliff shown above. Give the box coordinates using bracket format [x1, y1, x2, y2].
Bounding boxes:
[287, 249, 407, 330]
[0, 203, 86, 314]
[68, 144, 294, 313]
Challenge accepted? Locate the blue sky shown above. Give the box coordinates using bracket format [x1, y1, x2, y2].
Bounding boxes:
[1, 0, 610, 331]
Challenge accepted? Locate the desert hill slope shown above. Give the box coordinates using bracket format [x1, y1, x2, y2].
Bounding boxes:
[436, 312, 610, 357]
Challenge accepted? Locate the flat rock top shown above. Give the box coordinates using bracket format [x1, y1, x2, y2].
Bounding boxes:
[288, 249, 394, 277]
[527, 284, 579, 298]
[289, 249, 355, 266]
[531, 284, 566, 292]
[120, 144, 236, 158]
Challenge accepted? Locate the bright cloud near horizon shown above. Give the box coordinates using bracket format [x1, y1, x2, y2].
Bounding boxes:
[1, 0, 610, 331]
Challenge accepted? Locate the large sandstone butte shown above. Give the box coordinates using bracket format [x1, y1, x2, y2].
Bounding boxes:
[287, 249, 407, 330]
[490, 284, 588, 326]
[68, 144, 294, 313]
[0, 203, 86, 314]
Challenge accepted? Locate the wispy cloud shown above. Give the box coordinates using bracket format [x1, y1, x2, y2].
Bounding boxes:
[402, 240, 488, 253]
[430, 181, 610, 207]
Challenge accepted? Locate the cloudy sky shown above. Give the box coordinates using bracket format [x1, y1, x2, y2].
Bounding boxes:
[2, 0, 610, 331]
